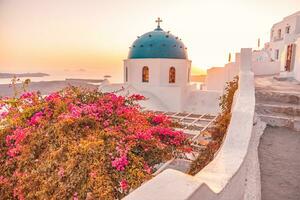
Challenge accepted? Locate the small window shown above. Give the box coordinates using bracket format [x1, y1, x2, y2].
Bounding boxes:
[286, 26, 290, 34]
[169, 67, 176, 83]
[275, 49, 280, 60]
[125, 67, 128, 82]
[278, 29, 282, 38]
[142, 66, 149, 82]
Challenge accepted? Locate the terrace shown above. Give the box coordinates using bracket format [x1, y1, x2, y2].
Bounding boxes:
[150, 111, 217, 174]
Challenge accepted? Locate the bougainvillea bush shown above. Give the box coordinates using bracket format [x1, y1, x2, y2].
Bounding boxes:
[0, 87, 191, 199]
[188, 76, 239, 175]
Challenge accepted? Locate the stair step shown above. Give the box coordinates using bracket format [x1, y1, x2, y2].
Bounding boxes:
[255, 90, 300, 105]
[255, 102, 300, 117]
[257, 114, 300, 131]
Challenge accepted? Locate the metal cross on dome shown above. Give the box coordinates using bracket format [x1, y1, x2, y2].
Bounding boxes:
[155, 17, 163, 28]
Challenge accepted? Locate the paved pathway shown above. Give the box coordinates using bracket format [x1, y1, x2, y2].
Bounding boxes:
[255, 76, 300, 200]
[259, 127, 300, 200]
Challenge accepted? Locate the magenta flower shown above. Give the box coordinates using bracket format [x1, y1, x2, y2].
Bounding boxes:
[58, 167, 65, 178]
[128, 94, 145, 101]
[111, 154, 129, 171]
[45, 92, 61, 102]
[151, 114, 169, 124]
[20, 92, 35, 99]
[0, 111, 8, 119]
[6, 128, 28, 157]
[89, 171, 97, 178]
[29, 111, 43, 126]
[73, 192, 78, 200]
[119, 179, 128, 191]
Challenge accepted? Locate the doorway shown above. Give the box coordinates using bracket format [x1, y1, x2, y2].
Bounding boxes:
[285, 44, 295, 72]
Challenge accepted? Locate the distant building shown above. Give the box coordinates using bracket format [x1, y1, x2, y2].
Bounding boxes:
[205, 11, 300, 91]
[268, 11, 300, 80]
[99, 18, 220, 114]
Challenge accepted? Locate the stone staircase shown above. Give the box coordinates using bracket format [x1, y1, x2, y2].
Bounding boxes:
[255, 90, 300, 131]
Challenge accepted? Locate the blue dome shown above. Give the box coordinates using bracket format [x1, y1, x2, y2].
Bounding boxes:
[128, 27, 188, 59]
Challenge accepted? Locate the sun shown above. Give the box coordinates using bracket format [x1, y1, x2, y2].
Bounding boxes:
[191, 66, 207, 75]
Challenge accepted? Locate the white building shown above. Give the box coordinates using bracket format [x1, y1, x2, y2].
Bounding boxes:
[100, 18, 221, 114]
[268, 11, 300, 80]
[205, 11, 300, 91]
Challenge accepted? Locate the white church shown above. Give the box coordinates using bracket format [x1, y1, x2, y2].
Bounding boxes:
[100, 18, 221, 114]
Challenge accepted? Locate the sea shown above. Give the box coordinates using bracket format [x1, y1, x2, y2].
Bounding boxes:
[0, 71, 122, 85]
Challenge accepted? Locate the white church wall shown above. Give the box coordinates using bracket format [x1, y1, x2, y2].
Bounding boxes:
[124, 48, 259, 200]
[137, 85, 184, 112]
[124, 59, 161, 85]
[159, 60, 191, 86]
[122, 58, 201, 113]
[124, 58, 191, 86]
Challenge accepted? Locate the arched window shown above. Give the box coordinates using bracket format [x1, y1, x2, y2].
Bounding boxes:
[169, 67, 176, 83]
[142, 66, 149, 82]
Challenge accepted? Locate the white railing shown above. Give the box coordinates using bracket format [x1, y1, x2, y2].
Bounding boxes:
[124, 48, 258, 200]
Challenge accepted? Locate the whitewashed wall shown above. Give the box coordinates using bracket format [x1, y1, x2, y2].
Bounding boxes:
[124, 48, 260, 200]
[183, 89, 221, 115]
[252, 61, 280, 75]
[124, 58, 191, 86]
[268, 11, 300, 71]
[205, 62, 239, 91]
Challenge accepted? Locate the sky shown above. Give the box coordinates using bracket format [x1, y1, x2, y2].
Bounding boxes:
[0, 0, 299, 81]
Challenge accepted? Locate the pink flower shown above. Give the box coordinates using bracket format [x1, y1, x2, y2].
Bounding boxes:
[58, 167, 64, 177]
[0, 176, 8, 184]
[13, 187, 25, 200]
[73, 192, 78, 200]
[135, 131, 152, 140]
[89, 171, 97, 178]
[6, 128, 28, 157]
[7, 148, 19, 158]
[20, 92, 35, 99]
[119, 179, 128, 191]
[68, 104, 82, 119]
[150, 127, 186, 146]
[103, 120, 110, 127]
[0, 111, 8, 119]
[144, 163, 152, 174]
[45, 92, 61, 102]
[129, 94, 145, 101]
[29, 111, 43, 126]
[151, 114, 169, 125]
[111, 154, 129, 171]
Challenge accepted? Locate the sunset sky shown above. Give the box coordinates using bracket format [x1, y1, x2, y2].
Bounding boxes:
[0, 0, 299, 81]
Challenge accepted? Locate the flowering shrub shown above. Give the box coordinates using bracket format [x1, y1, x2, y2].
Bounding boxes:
[0, 87, 191, 199]
[188, 76, 239, 175]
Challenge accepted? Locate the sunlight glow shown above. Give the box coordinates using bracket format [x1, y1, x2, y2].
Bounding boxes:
[0, 0, 299, 80]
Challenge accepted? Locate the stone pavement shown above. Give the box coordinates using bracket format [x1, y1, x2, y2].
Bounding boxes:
[259, 127, 300, 200]
[255, 76, 300, 200]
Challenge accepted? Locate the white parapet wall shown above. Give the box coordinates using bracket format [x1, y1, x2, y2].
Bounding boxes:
[252, 61, 280, 76]
[124, 48, 259, 200]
